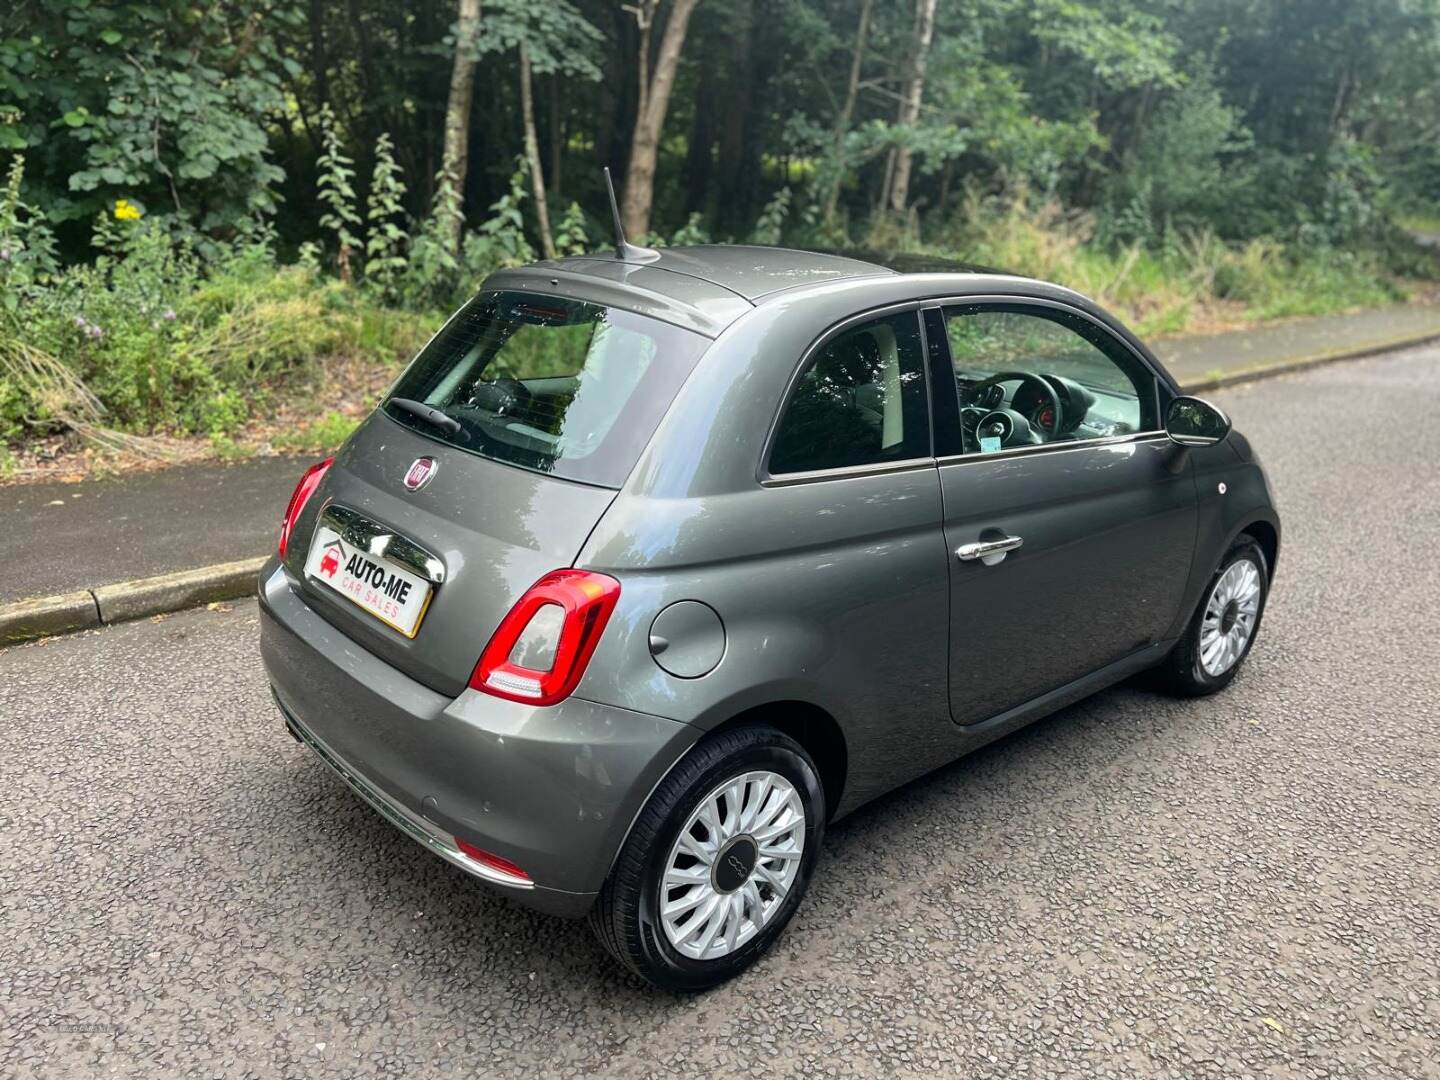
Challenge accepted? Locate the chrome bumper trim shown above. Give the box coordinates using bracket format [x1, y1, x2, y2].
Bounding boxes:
[274, 692, 534, 891]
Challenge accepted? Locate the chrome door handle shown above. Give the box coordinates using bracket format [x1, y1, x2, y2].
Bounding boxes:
[956, 535, 1024, 563]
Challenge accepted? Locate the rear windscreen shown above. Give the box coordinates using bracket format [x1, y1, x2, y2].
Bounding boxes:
[382, 291, 708, 487]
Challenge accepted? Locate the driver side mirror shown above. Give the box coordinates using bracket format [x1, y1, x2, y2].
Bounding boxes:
[1165, 395, 1232, 447]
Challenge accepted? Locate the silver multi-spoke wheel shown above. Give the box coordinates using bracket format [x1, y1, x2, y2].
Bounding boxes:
[659, 770, 806, 961]
[1199, 557, 1262, 676]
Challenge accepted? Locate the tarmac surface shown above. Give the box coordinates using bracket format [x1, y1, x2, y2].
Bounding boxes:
[2, 345, 1438, 1076]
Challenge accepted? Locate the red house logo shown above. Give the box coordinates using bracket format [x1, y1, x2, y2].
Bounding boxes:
[318, 541, 343, 578]
[404, 456, 438, 491]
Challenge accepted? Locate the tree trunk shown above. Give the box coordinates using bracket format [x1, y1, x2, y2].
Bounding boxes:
[682, 54, 717, 216]
[823, 0, 874, 224]
[714, 0, 754, 234]
[307, 0, 329, 113]
[549, 75, 564, 198]
[440, 0, 482, 252]
[621, 0, 703, 240]
[888, 0, 937, 214]
[519, 42, 556, 259]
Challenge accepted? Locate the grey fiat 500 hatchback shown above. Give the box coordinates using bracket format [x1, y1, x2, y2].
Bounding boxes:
[260, 243, 1279, 990]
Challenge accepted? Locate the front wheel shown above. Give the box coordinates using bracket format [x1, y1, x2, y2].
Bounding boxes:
[588, 724, 825, 991]
[1152, 534, 1269, 696]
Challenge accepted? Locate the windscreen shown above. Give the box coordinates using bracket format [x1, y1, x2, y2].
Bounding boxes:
[383, 291, 708, 487]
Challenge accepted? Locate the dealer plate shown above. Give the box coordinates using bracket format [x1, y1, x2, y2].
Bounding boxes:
[304, 525, 434, 638]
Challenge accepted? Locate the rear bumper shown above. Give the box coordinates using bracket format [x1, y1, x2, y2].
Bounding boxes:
[257, 558, 697, 918]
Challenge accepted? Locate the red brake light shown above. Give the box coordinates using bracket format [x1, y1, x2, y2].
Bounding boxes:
[278, 456, 333, 559]
[470, 569, 621, 706]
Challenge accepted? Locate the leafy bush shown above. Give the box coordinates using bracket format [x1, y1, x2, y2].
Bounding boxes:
[1100, 76, 1253, 246]
[1, 157, 431, 445]
[389, 160, 535, 311]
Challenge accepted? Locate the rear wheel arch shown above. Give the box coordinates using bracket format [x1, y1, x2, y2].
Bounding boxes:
[707, 701, 848, 821]
[597, 698, 847, 903]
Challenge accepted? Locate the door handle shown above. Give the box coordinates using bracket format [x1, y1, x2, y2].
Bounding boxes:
[956, 535, 1023, 563]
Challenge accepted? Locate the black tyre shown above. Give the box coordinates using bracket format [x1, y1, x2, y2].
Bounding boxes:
[589, 724, 825, 991]
[1152, 533, 1269, 696]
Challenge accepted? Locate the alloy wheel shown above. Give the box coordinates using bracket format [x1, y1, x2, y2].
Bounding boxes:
[658, 770, 806, 961]
[1199, 557, 1262, 677]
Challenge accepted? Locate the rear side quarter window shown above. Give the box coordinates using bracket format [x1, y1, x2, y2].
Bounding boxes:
[768, 311, 930, 476]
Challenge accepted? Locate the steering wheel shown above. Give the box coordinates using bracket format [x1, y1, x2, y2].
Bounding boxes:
[470, 376, 534, 417]
[972, 371, 1063, 442]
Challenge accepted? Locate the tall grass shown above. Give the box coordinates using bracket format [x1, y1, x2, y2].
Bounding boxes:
[869, 190, 1414, 337]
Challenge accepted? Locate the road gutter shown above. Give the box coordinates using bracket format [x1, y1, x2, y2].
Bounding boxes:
[1174, 328, 1440, 393]
[2, 557, 265, 646]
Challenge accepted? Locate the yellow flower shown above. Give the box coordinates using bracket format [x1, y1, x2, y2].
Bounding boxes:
[114, 198, 142, 221]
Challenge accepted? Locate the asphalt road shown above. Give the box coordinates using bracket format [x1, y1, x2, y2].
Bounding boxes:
[3, 345, 1438, 1077]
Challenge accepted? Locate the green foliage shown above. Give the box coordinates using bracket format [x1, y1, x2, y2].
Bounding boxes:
[387, 172, 462, 311]
[1, 0, 290, 232]
[316, 105, 361, 283]
[272, 410, 361, 452]
[364, 133, 409, 295]
[931, 187, 1407, 337]
[1100, 75, 1253, 246]
[470, 160, 535, 267]
[752, 188, 792, 246]
[553, 202, 592, 256]
[477, 0, 604, 79]
[669, 213, 711, 247]
[0, 155, 60, 323]
[0, 220, 408, 440]
[5, 0, 1438, 459]
[390, 161, 534, 312]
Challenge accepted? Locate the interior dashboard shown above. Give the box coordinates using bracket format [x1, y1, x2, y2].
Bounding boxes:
[956, 370, 1136, 450]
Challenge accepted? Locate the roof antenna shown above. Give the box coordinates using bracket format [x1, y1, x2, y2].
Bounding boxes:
[603, 166, 660, 263]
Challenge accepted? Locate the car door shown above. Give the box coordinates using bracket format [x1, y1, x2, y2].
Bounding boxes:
[925, 301, 1198, 726]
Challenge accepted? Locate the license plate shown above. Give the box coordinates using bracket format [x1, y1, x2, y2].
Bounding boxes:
[304, 525, 434, 638]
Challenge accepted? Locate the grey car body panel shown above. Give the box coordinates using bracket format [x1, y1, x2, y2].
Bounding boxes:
[1165, 435, 1281, 641]
[260, 245, 1280, 911]
[551, 245, 893, 299]
[282, 411, 617, 697]
[485, 262, 753, 337]
[259, 559, 698, 913]
[938, 436, 1197, 725]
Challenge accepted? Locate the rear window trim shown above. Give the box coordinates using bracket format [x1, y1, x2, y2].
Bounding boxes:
[375, 407, 621, 491]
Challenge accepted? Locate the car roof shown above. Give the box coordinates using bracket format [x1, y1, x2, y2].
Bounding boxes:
[560, 245, 895, 301]
[484, 244, 1034, 338]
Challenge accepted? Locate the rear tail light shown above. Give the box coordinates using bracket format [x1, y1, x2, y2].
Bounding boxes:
[454, 837, 532, 882]
[470, 569, 621, 706]
[278, 457, 333, 558]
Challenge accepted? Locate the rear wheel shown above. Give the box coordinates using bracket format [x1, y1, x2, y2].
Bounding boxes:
[589, 724, 825, 991]
[1153, 534, 1269, 696]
